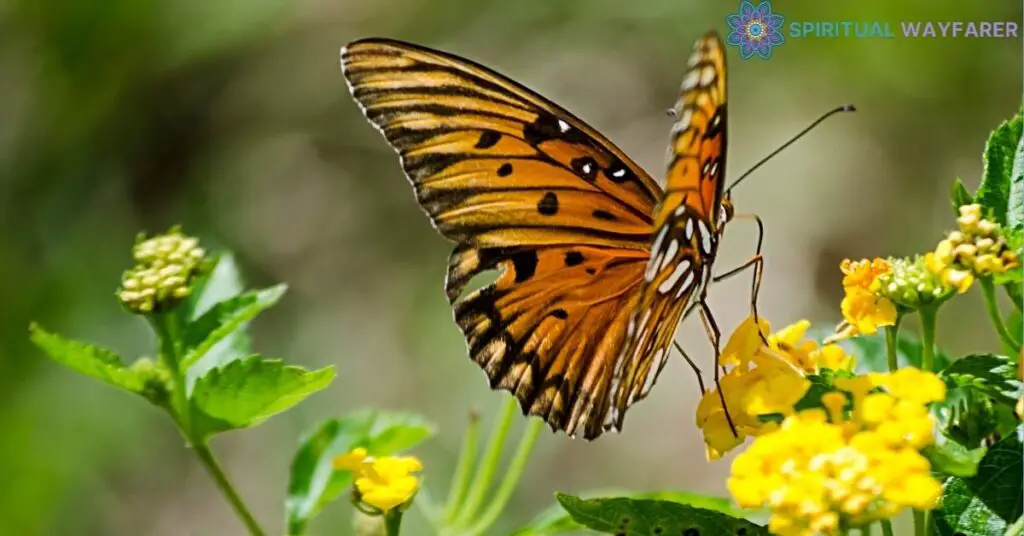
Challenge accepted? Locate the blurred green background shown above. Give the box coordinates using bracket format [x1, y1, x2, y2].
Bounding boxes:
[2, 0, 1020, 534]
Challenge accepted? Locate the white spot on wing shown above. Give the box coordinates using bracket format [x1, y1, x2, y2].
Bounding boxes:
[675, 270, 696, 298]
[557, 119, 570, 133]
[645, 252, 664, 282]
[685, 218, 694, 240]
[658, 259, 691, 294]
[582, 161, 593, 174]
[700, 66, 715, 86]
[682, 70, 699, 90]
[641, 348, 665, 394]
[658, 239, 679, 273]
[698, 220, 713, 254]
[646, 226, 669, 281]
[612, 167, 626, 178]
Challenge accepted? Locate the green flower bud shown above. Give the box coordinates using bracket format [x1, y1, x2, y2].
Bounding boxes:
[117, 227, 208, 314]
[874, 256, 952, 310]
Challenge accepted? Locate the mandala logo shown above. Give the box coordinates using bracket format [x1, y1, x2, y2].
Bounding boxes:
[725, 1, 786, 59]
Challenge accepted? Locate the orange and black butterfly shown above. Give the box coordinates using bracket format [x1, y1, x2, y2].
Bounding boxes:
[341, 31, 754, 440]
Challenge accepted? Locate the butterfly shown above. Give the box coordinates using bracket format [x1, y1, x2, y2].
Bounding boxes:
[340, 31, 758, 440]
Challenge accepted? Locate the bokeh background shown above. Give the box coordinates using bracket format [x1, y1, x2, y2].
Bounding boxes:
[2, 0, 1021, 534]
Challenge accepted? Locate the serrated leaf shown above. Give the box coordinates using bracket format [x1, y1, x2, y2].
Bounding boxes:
[191, 356, 334, 437]
[186, 252, 245, 319]
[934, 426, 1023, 536]
[940, 354, 1021, 405]
[1008, 119, 1024, 231]
[953, 177, 975, 215]
[977, 111, 1023, 225]
[922, 441, 986, 478]
[512, 491, 763, 536]
[555, 493, 768, 536]
[284, 411, 436, 533]
[180, 285, 286, 371]
[809, 326, 951, 373]
[29, 323, 145, 394]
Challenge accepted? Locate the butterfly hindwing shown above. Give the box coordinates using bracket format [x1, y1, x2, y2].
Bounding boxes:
[342, 38, 687, 439]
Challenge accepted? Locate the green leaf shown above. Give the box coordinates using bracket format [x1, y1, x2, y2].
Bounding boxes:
[922, 440, 986, 478]
[284, 411, 436, 534]
[940, 354, 1021, 405]
[810, 326, 951, 373]
[935, 426, 1023, 536]
[793, 370, 853, 412]
[29, 323, 144, 394]
[1007, 117, 1024, 232]
[555, 493, 768, 536]
[952, 177, 975, 215]
[512, 491, 763, 536]
[191, 356, 334, 437]
[187, 252, 245, 319]
[977, 111, 1023, 225]
[180, 285, 286, 371]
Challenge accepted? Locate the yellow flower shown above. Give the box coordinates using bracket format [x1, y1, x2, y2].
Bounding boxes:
[831, 258, 898, 341]
[697, 317, 856, 460]
[727, 368, 945, 535]
[333, 449, 423, 513]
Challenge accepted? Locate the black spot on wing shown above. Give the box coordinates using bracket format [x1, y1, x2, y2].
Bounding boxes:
[510, 250, 538, 282]
[497, 162, 513, 177]
[592, 209, 617, 221]
[537, 192, 559, 216]
[564, 250, 584, 266]
[523, 113, 590, 145]
[475, 130, 502, 149]
[570, 156, 598, 182]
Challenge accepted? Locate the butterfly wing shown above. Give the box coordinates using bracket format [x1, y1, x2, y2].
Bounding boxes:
[612, 32, 729, 425]
[341, 38, 667, 439]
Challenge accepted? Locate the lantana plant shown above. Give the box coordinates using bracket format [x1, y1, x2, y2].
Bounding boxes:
[31, 110, 1024, 536]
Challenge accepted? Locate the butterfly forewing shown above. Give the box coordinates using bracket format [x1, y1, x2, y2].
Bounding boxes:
[612, 32, 729, 427]
[341, 38, 690, 439]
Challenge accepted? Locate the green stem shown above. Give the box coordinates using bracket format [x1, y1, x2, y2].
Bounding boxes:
[880, 519, 895, 536]
[453, 396, 517, 527]
[384, 509, 404, 536]
[919, 306, 938, 373]
[194, 441, 267, 536]
[884, 318, 903, 372]
[465, 417, 544, 535]
[913, 509, 925, 536]
[980, 277, 1022, 351]
[859, 522, 873, 536]
[443, 410, 480, 523]
[151, 312, 191, 434]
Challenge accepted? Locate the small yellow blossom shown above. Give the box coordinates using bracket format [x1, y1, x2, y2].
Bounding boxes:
[832, 258, 898, 341]
[117, 227, 207, 314]
[727, 368, 945, 535]
[333, 449, 423, 513]
[926, 204, 1021, 293]
[697, 316, 857, 460]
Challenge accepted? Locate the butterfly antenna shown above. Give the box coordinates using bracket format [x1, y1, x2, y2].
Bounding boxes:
[724, 104, 856, 194]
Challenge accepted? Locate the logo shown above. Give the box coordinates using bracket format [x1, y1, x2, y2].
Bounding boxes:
[725, 1, 786, 59]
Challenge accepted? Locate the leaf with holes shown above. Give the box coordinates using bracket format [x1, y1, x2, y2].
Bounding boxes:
[512, 491, 764, 536]
[934, 426, 1023, 536]
[285, 411, 436, 534]
[555, 493, 768, 536]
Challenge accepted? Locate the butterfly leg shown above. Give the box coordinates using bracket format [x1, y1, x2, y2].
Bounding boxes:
[712, 213, 768, 346]
[699, 300, 738, 437]
[672, 340, 707, 393]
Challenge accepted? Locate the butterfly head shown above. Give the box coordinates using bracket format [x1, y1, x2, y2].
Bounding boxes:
[717, 194, 735, 234]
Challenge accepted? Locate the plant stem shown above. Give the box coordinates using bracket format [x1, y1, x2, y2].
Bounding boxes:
[885, 319, 903, 372]
[453, 396, 517, 527]
[859, 522, 873, 536]
[193, 441, 267, 536]
[913, 509, 925, 536]
[880, 519, 895, 536]
[980, 277, 1022, 351]
[384, 509, 404, 536]
[919, 306, 938, 373]
[465, 417, 544, 535]
[443, 410, 480, 524]
[151, 312, 191, 434]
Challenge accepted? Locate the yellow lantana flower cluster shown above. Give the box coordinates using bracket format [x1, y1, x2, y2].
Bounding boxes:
[833, 259, 898, 340]
[333, 448, 423, 513]
[696, 317, 856, 460]
[926, 203, 1021, 293]
[727, 368, 946, 536]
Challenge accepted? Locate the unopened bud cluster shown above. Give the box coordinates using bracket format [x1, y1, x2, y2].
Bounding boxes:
[926, 204, 1020, 293]
[118, 228, 206, 314]
[874, 256, 950, 310]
